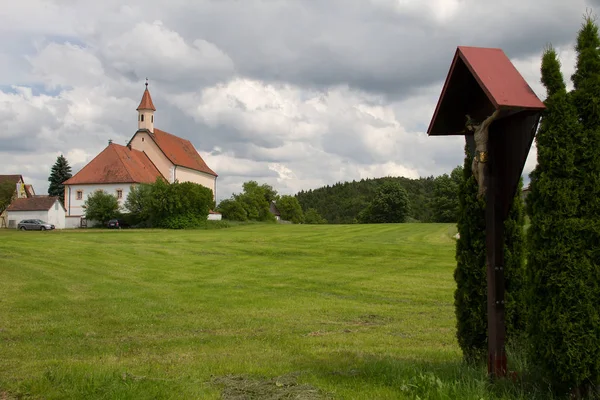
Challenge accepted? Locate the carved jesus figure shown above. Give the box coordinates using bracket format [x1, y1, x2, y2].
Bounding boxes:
[465, 109, 500, 199]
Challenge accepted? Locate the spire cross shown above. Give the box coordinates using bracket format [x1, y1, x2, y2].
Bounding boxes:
[145, 78, 148, 89]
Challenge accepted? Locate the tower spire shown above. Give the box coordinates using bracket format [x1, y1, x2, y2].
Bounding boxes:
[137, 79, 155, 132]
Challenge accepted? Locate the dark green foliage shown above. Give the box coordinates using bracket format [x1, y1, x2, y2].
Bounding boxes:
[83, 190, 120, 225]
[454, 144, 526, 364]
[276, 195, 304, 223]
[295, 176, 437, 223]
[571, 15, 600, 220]
[48, 155, 72, 205]
[217, 181, 278, 222]
[454, 144, 487, 363]
[217, 198, 248, 221]
[432, 166, 462, 223]
[149, 179, 214, 229]
[124, 178, 214, 229]
[0, 181, 15, 214]
[503, 178, 526, 339]
[304, 208, 327, 224]
[123, 183, 153, 223]
[527, 40, 600, 395]
[358, 181, 410, 223]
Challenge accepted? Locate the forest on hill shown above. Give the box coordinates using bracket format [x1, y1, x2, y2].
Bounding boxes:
[295, 168, 462, 224]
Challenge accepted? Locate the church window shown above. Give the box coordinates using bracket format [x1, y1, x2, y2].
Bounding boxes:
[116, 189, 123, 199]
[151, 115, 154, 122]
[76, 190, 83, 200]
[141, 114, 144, 122]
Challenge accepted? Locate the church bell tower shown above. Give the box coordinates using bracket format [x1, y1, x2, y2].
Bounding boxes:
[137, 79, 156, 133]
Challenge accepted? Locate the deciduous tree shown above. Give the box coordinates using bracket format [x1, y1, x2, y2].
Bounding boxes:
[358, 181, 410, 223]
[83, 190, 120, 225]
[277, 195, 304, 223]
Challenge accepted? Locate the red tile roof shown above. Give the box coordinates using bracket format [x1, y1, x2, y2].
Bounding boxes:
[151, 128, 218, 177]
[0, 175, 23, 184]
[137, 88, 156, 111]
[63, 143, 164, 185]
[7, 196, 62, 211]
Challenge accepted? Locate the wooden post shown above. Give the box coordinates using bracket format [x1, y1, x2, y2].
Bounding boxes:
[486, 134, 507, 378]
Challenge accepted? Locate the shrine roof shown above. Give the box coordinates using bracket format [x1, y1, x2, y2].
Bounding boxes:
[427, 46, 545, 136]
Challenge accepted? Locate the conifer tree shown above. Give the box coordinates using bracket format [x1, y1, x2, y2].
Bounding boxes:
[454, 144, 526, 363]
[571, 13, 600, 219]
[48, 155, 72, 205]
[526, 44, 599, 396]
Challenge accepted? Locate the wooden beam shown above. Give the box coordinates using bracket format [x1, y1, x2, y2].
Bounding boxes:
[486, 124, 507, 378]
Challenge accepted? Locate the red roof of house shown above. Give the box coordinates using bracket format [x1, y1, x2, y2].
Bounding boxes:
[137, 88, 156, 111]
[428, 46, 545, 135]
[0, 174, 24, 184]
[63, 143, 164, 185]
[7, 196, 62, 211]
[151, 128, 218, 177]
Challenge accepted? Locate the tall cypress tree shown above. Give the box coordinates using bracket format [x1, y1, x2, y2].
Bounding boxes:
[526, 44, 599, 396]
[571, 14, 600, 219]
[48, 155, 72, 205]
[454, 144, 526, 363]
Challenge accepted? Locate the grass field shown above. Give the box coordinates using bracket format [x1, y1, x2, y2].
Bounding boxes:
[0, 224, 547, 399]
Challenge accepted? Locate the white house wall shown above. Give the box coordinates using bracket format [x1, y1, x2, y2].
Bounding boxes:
[175, 166, 216, 199]
[7, 202, 66, 229]
[65, 183, 134, 216]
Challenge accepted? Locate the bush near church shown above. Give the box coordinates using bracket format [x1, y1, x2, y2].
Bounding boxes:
[124, 178, 214, 229]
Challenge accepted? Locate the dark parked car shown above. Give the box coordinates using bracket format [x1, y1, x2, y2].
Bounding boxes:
[107, 219, 129, 229]
[17, 219, 55, 231]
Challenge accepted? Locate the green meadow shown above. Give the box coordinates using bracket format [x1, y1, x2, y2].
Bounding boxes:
[0, 224, 548, 399]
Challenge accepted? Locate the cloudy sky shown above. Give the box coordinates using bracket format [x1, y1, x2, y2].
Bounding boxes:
[0, 0, 594, 202]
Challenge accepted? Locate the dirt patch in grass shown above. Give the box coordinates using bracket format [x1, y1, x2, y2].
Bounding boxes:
[1, 391, 17, 400]
[212, 372, 330, 400]
[350, 313, 391, 326]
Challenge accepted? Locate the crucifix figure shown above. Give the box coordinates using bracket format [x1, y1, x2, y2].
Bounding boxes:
[465, 109, 500, 199]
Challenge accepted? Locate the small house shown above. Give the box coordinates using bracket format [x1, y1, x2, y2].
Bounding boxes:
[270, 201, 281, 221]
[6, 196, 66, 229]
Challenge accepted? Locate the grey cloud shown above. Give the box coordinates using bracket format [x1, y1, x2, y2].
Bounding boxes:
[151, 0, 587, 99]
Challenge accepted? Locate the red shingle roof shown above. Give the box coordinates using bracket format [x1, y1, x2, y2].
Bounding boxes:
[137, 88, 156, 111]
[152, 128, 217, 177]
[0, 175, 23, 184]
[7, 196, 62, 211]
[63, 143, 164, 185]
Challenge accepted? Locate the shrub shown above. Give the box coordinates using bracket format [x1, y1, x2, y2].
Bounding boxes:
[83, 190, 121, 225]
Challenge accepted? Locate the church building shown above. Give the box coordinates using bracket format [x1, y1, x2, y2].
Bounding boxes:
[63, 83, 218, 227]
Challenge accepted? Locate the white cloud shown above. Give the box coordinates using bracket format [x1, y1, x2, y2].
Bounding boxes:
[0, 0, 590, 202]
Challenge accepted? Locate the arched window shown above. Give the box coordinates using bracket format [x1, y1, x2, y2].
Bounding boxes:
[141, 114, 144, 122]
[151, 115, 154, 123]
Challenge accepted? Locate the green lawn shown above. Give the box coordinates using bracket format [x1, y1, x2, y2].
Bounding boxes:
[0, 224, 544, 399]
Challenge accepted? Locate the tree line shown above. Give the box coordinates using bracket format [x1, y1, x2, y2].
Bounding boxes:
[294, 169, 464, 224]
